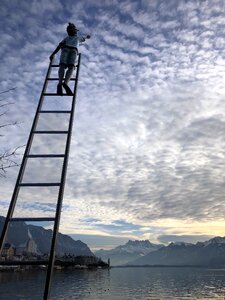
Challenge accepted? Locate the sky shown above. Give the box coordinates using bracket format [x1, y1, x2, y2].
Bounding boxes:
[1, 0, 225, 251]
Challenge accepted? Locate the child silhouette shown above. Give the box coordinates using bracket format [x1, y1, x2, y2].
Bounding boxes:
[50, 23, 90, 95]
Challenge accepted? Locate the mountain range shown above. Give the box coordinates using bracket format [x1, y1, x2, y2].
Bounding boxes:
[130, 237, 225, 267]
[95, 237, 225, 267]
[2, 215, 225, 268]
[0, 216, 93, 256]
[95, 240, 164, 266]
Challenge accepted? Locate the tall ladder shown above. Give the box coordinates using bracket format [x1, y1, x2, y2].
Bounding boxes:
[0, 54, 81, 299]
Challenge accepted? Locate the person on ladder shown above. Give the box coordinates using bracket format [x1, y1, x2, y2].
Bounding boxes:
[49, 22, 90, 95]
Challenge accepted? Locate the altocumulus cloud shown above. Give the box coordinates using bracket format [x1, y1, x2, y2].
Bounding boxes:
[1, 0, 225, 247]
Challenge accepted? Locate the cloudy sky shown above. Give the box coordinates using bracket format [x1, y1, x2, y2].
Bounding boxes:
[1, 0, 225, 250]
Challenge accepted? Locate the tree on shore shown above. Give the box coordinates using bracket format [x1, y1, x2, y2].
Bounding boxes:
[0, 88, 22, 177]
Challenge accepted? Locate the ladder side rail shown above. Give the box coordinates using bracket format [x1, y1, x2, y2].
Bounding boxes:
[44, 54, 82, 300]
[0, 60, 53, 253]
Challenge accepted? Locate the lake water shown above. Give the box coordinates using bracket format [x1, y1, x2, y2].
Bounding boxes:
[1, 267, 225, 299]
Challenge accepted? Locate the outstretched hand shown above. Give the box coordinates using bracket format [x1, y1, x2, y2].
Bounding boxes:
[49, 54, 54, 61]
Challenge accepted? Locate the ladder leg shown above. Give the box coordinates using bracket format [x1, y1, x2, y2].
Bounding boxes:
[0, 60, 53, 254]
[44, 54, 81, 299]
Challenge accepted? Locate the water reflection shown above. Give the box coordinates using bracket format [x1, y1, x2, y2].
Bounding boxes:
[1, 267, 225, 299]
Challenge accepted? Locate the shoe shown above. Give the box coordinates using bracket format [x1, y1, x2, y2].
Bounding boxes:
[57, 84, 63, 96]
[63, 83, 73, 96]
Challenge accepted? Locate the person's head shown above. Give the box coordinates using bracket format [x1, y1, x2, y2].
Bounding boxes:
[67, 23, 78, 36]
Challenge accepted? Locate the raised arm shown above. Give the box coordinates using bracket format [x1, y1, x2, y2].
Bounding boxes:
[79, 35, 91, 43]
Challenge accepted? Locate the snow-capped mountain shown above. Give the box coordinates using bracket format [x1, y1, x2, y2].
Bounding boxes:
[170, 242, 193, 247]
[199, 236, 225, 247]
[120, 240, 162, 255]
[130, 236, 225, 267]
[95, 240, 164, 266]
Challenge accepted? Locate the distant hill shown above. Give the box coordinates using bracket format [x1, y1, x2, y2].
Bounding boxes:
[130, 237, 225, 267]
[95, 240, 164, 266]
[0, 216, 94, 256]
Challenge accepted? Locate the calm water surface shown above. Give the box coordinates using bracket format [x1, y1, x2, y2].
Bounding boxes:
[1, 267, 225, 299]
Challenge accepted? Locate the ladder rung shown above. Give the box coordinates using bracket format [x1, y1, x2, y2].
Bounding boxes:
[47, 78, 76, 81]
[0, 260, 49, 266]
[19, 183, 61, 187]
[51, 64, 77, 68]
[43, 93, 74, 96]
[33, 130, 68, 134]
[10, 217, 55, 222]
[39, 110, 71, 114]
[26, 154, 65, 158]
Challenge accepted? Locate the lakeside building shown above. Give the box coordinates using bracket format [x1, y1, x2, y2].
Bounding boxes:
[15, 238, 38, 256]
[1, 243, 15, 259]
[1, 237, 38, 260]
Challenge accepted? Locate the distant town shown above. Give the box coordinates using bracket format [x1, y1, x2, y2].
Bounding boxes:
[0, 237, 109, 271]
